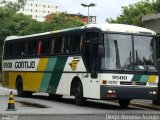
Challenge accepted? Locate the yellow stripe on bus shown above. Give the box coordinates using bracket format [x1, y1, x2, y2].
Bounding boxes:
[29, 58, 48, 91]
[148, 75, 157, 83]
[36, 58, 48, 71]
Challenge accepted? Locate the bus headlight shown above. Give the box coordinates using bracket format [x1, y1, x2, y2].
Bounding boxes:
[106, 90, 117, 99]
[149, 91, 157, 95]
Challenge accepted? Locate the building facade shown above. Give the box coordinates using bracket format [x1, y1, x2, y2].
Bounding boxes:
[0, 0, 59, 21]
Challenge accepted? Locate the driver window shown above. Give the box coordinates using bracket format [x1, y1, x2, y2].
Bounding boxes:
[86, 31, 100, 41]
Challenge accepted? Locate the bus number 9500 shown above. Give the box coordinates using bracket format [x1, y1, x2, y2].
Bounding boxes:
[112, 75, 127, 80]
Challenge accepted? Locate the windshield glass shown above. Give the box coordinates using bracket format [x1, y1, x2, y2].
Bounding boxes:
[134, 36, 155, 71]
[101, 33, 156, 72]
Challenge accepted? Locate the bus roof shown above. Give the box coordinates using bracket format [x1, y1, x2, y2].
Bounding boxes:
[5, 23, 156, 41]
[86, 23, 156, 35]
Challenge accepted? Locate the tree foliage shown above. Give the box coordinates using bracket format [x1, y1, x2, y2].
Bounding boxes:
[0, 7, 84, 46]
[0, 7, 36, 44]
[45, 12, 84, 30]
[0, 5, 84, 69]
[1, 0, 27, 11]
[18, 12, 84, 35]
[106, 0, 160, 26]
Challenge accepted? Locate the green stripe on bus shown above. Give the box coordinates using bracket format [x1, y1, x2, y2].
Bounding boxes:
[39, 58, 57, 92]
[47, 56, 68, 93]
[131, 75, 142, 82]
[139, 75, 149, 82]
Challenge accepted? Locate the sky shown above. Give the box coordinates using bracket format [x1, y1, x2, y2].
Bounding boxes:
[33, 0, 141, 23]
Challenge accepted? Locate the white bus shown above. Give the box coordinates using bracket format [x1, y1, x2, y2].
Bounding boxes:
[2, 23, 158, 108]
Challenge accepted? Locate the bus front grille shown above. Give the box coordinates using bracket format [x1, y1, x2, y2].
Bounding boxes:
[120, 81, 146, 86]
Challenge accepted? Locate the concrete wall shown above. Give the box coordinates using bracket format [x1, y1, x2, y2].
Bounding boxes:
[142, 13, 160, 34]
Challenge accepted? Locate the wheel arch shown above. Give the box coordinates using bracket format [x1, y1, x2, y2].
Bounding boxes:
[70, 76, 83, 96]
[15, 75, 23, 88]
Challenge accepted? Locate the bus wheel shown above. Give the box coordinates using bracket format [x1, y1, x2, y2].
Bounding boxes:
[16, 77, 32, 97]
[118, 99, 130, 108]
[16, 77, 24, 97]
[75, 81, 86, 106]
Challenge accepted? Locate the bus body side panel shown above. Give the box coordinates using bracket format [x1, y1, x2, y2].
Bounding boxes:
[2, 71, 10, 88]
[44, 56, 68, 94]
[60, 56, 100, 99]
[2, 58, 48, 92]
[2, 56, 101, 99]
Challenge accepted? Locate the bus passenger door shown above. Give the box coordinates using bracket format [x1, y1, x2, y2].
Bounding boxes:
[83, 30, 101, 99]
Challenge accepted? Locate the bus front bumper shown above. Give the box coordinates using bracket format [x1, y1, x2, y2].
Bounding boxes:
[100, 86, 158, 100]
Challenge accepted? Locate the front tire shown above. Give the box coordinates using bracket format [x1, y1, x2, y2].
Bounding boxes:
[118, 99, 130, 108]
[75, 81, 86, 106]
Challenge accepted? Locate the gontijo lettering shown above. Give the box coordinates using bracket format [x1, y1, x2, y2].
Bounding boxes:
[15, 61, 35, 68]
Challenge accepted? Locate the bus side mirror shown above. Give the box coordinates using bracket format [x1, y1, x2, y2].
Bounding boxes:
[98, 45, 104, 57]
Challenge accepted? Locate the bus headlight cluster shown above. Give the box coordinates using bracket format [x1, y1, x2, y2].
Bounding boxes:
[106, 90, 117, 99]
[149, 91, 157, 95]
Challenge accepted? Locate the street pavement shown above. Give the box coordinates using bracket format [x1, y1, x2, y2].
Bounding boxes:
[131, 99, 160, 110]
[0, 86, 160, 120]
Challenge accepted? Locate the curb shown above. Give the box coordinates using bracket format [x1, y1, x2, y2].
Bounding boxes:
[131, 103, 160, 111]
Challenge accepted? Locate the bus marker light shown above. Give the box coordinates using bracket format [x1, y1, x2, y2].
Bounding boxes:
[102, 80, 107, 84]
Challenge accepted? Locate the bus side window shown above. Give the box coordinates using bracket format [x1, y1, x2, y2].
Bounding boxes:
[67, 33, 82, 53]
[54, 37, 63, 54]
[40, 38, 51, 55]
[86, 31, 100, 40]
[17, 41, 26, 57]
[4, 42, 14, 59]
[72, 34, 82, 52]
[27, 40, 37, 56]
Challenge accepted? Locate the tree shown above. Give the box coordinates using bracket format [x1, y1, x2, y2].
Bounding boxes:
[152, 0, 160, 13]
[0, 2, 84, 71]
[18, 20, 44, 35]
[0, 7, 36, 68]
[1, 0, 26, 11]
[17, 12, 84, 36]
[106, 0, 157, 26]
[45, 12, 84, 31]
[0, 7, 38, 44]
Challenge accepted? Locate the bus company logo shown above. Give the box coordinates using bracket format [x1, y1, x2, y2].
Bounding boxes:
[69, 60, 80, 71]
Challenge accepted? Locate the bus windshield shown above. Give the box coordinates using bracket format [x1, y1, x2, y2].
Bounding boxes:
[101, 33, 156, 72]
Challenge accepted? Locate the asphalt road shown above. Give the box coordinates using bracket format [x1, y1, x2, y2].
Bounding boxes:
[0, 87, 160, 120]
